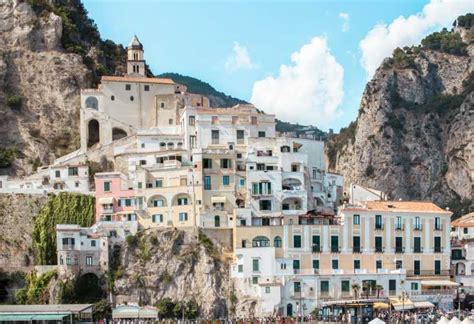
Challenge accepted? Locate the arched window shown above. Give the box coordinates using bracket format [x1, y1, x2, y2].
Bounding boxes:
[130, 96, 134, 101]
[214, 215, 220, 227]
[85, 96, 98, 109]
[274, 236, 282, 248]
[252, 236, 270, 247]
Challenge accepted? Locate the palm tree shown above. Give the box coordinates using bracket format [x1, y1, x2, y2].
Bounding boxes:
[352, 283, 360, 298]
[362, 281, 372, 299]
[375, 285, 384, 298]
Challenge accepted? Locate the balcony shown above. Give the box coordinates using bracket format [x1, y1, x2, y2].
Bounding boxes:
[375, 246, 384, 253]
[374, 224, 384, 230]
[395, 224, 404, 231]
[395, 246, 405, 254]
[414, 225, 423, 231]
[102, 206, 114, 213]
[407, 270, 450, 277]
[414, 247, 423, 253]
[434, 224, 443, 231]
[434, 247, 443, 253]
[331, 246, 340, 253]
[312, 245, 321, 253]
[353, 246, 362, 253]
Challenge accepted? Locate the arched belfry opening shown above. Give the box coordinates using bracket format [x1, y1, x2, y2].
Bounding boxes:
[87, 119, 100, 147]
[112, 127, 127, 141]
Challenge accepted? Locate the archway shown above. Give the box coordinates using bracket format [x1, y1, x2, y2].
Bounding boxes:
[74, 273, 104, 303]
[112, 127, 127, 141]
[287, 303, 293, 317]
[87, 119, 100, 147]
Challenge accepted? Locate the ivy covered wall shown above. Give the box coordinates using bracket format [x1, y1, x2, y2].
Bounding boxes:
[32, 193, 95, 265]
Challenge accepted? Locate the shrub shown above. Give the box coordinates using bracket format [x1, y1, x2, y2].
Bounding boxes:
[0, 147, 18, 168]
[421, 28, 467, 55]
[126, 234, 138, 247]
[392, 47, 416, 69]
[15, 270, 57, 304]
[7, 95, 22, 110]
[365, 165, 375, 178]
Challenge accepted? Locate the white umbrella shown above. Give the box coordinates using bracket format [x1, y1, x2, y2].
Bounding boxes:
[369, 318, 385, 324]
[450, 317, 462, 324]
[438, 316, 450, 324]
[461, 318, 474, 324]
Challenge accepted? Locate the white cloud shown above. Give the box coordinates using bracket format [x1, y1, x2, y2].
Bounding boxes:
[360, 0, 472, 79]
[339, 12, 350, 32]
[251, 37, 344, 128]
[225, 42, 256, 72]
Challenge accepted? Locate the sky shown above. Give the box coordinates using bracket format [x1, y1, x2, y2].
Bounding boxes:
[82, 0, 472, 131]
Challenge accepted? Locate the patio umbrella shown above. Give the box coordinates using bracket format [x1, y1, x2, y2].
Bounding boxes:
[369, 318, 386, 324]
[461, 318, 474, 324]
[450, 317, 462, 324]
[374, 302, 389, 310]
[438, 316, 450, 324]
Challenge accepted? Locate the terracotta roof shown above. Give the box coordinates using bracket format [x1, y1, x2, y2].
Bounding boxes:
[101, 76, 175, 85]
[452, 212, 474, 227]
[344, 200, 451, 214]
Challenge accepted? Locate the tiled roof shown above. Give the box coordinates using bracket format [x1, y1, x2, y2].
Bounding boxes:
[344, 200, 451, 214]
[101, 76, 175, 85]
[452, 212, 474, 227]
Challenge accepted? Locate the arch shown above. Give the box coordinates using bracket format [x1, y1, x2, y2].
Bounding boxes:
[177, 142, 183, 149]
[282, 178, 302, 190]
[456, 262, 466, 275]
[274, 236, 282, 248]
[252, 236, 270, 247]
[112, 128, 127, 141]
[236, 199, 245, 208]
[214, 215, 220, 227]
[172, 193, 191, 206]
[314, 197, 324, 206]
[87, 119, 100, 147]
[282, 197, 303, 211]
[281, 145, 291, 153]
[85, 96, 98, 109]
[287, 303, 293, 317]
[160, 142, 166, 150]
[74, 273, 105, 303]
[148, 195, 167, 208]
[167, 142, 174, 150]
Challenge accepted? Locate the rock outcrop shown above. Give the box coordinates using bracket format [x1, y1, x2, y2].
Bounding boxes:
[327, 20, 473, 214]
[113, 228, 233, 317]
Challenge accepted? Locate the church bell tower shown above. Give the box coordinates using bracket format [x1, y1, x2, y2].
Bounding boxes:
[127, 35, 146, 76]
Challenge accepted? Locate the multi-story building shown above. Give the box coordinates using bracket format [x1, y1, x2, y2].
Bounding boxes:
[451, 212, 474, 287]
[231, 200, 453, 316]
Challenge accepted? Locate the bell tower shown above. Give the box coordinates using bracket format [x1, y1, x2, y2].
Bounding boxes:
[127, 35, 145, 76]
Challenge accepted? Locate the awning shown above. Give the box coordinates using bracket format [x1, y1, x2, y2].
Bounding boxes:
[0, 313, 69, 321]
[389, 298, 414, 311]
[211, 196, 226, 204]
[99, 197, 114, 204]
[373, 302, 389, 310]
[421, 280, 460, 287]
[413, 301, 435, 309]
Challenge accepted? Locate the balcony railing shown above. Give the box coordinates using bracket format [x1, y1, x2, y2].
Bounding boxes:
[395, 224, 404, 231]
[375, 224, 384, 230]
[353, 246, 362, 253]
[395, 247, 405, 253]
[434, 224, 443, 231]
[414, 247, 423, 253]
[434, 247, 443, 253]
[414, 225, 423, 231]
[375, 246, 384, 253]
[407, 270, 450, 277]
[312, 245, 321, 253]
[331, 246, 340, 253]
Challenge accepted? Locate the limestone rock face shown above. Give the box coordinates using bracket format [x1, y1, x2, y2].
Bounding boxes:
[113, 228, 233, 317]
[328, 38, 473, 209]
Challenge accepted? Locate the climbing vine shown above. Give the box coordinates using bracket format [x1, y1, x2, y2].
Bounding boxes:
[15, 270, 57, 304]
[32, 192, 95, 265]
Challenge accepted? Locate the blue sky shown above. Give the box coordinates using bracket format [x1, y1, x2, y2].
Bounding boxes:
[82, 0, 471, 131]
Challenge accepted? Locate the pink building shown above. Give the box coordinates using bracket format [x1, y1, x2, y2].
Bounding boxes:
[95, 172, 137, 222]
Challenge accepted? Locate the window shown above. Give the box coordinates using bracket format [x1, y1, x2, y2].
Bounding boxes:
[189, 135, 196, 149]
[396, 237, 403, 253]
[237, 130, 245, 144]
[111, 95, 115, 101]
[464, 228, 468, 234]
[85, 96, 98, 109]
[354, 260, 360, 270]
[259, 200, 272, 211]
[155, 179, 163, 188]
[396, 216, 403, 230]
[376, 260, 382, 270]
[252, 236, 270, 247]
[103, 181, 111, 192]
[293, 235, 302, 248]
[252, 276, 258, 285]
[177, 197, 188, 205]
[152, 214, 163, 223]
[203, 158, 212, 169]
[204, 176, 211, 190]
[168, 118, 173, 125]
[144, 85, 150, 91]
[189, 116, 195, 126]
[415, 216, 421, 230]
[239, 179, 245, 186]
[414, 237, 421, 253]
[396, 260, 403, 269]
[265, 287, 270, 294]
[86, 256, 93, 266]
[353, 214, 360, 225]
[238, 264, 243, 273]
[332, 259, 339, 269]
[55, 170, 61, 178]
[375, 237, 383, 252]
[138, 182, 143, 189]
[435, 217, 442, 230]
[220, 159, 232, 169]
[375, 215, 383, 229]
[68, 167, 78, 176]
[160, 102, 165, 108]
[435, 260, 441, 275]
[341, 280, 350, 292]
[258, 131, 266, 138]
[91, 240, 96, 247]
[75, 181, 80, 188]
[331, 236, 339, 252]
[252, 259, 259, 272]
[211, 130, 219, 144]
[294, 282, 301, 293]
[179, 212, 188, 222]
[252, 182, 272, 195]
[269, 236, 281, 249]
[434, 236, 441, 253]
[353, 236, 361, 253]
[312, 259, 319, 270]
[320, 281, 329, 292]
[153, 199, 164, 207]
[312, 236, 321, 252]
[125, 84, 131, 90]
[293, 260, 300, 271]
[411, 282, 419, 290]
[222, 176, 230, 186]
[130, 96, 134, 101]
[414, 260, 421, 275]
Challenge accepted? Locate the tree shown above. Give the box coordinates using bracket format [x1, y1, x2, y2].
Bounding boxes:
[92, 300, 112, 321]
[7, 95, 22, 110]
[352, 283, 360, 298]
[375, 285, 384, 298]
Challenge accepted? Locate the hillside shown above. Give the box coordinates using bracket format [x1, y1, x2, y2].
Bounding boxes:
[326, 15, 474, 217]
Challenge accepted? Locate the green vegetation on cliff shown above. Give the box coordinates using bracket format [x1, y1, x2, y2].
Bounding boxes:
[32, 193, 95, 265]
[15, 270, 57, 304]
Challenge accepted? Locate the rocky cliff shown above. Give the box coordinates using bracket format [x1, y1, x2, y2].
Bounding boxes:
[113, 228, 233, 317]
[327, 17, 474, 215]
